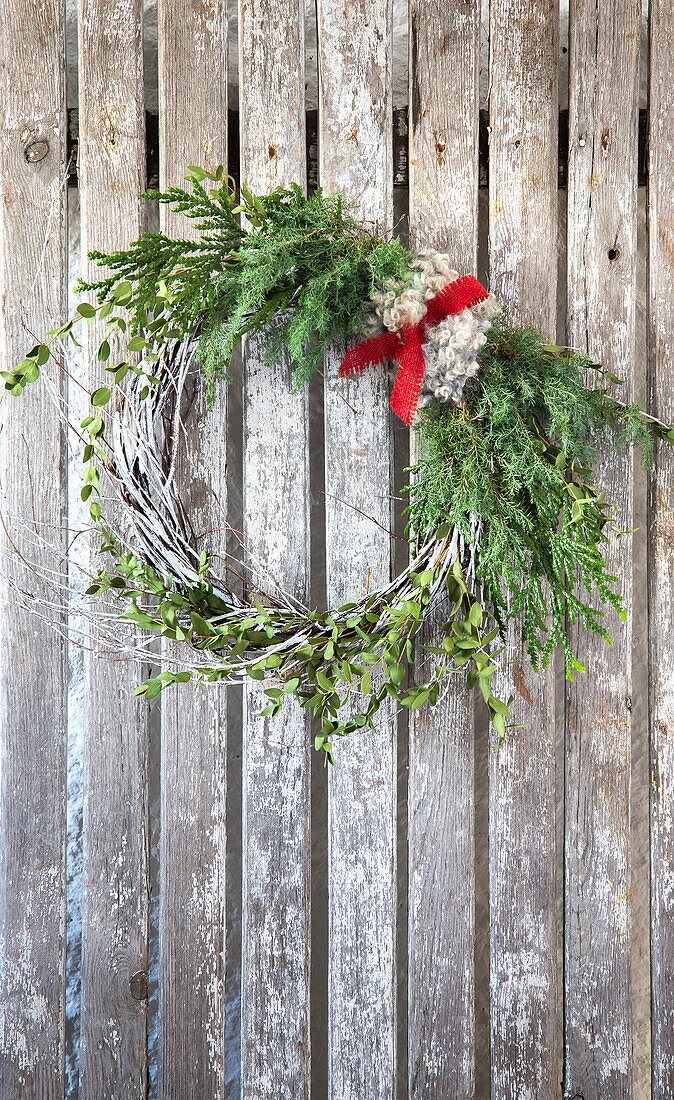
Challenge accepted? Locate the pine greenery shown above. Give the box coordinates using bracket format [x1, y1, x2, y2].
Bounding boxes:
[76, 168, 413, 398]
[407, 315, 661, 675]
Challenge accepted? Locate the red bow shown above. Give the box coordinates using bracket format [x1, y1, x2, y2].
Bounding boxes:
[339, 274, 489, 425]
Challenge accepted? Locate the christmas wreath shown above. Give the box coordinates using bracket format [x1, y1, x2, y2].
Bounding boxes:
[8, 168, 673, 762]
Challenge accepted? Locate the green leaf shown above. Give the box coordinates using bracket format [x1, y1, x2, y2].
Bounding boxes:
[190, 611, 213, 636]
[91, 386, 111, 406]
[316, 671, 333, 693]
[468, 602, 483, 628]
[22, 363, 39, 383]
[489, 697, 510, 717]
[111, 281, 133, 304]
[77, 302, 96, 318]
[404, 689, 429, 710]
[492, 713, 506, 739]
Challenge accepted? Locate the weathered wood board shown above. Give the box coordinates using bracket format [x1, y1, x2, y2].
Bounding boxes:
[77, 1, 150, 1096]
[0, 0, 67, 1096]
[238, 1, 312, 1096]
[157, 2, 229, 1096]
[407, 0, 480, 1095]
[488, 1, 561, 1098]
[317, 1, 397, 1096]
[566, 1, 640, 1096]
[648, 1, 674, 1097]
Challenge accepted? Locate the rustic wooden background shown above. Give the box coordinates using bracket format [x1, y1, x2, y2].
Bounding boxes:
[0, 0, 670, 1097]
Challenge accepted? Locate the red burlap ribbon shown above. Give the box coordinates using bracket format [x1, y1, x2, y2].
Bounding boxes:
[339, 274, 489, 425]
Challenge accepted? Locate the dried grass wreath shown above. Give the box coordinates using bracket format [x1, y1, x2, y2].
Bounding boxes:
[9, 168, 674, 762]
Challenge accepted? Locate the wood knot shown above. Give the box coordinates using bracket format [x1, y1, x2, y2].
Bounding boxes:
[24, 140, 49, 164]
[608, 247, 620, 262]
[129, 969, 148, 1001]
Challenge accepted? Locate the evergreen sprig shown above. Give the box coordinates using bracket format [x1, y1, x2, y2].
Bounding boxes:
[406, 316, 671, 675]
[75, 168, 413, 399]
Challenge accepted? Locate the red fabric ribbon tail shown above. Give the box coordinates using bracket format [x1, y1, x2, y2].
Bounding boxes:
[390, 328, 426, 426]
[424, 274, 489, 325]
[339, 331, 401, 377]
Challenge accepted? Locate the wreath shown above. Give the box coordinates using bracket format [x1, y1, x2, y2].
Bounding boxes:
[8, 168, 673, 762]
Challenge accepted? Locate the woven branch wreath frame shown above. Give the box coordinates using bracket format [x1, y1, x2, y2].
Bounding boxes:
[100, 330, 492, 760]
[8, 170, 674, 762]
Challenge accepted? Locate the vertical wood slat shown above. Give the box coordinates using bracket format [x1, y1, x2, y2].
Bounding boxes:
[487, 2, 561, 1098]
[649, 0, 674, 1092]
[566, 1, 640, 1096]
[0, 0, 67, 1094]
[407, 0, 479, 1096]
[238, 3, 311, 1096]
[77, 2, 149, 1096]
[317, 2, 396, 1096]
[157, 2, 228, 1096]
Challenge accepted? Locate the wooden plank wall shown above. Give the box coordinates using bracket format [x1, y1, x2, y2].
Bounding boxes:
[0, 0, 67, 1095]
[76, 2, 149, 1096]
[6, 0, 674, 1098]
[566, 1, 640, 1096]
[407, 0, 480, 1096]
[156, 1, 228, 1096]
[487, 2, 561, 1098]
[238, 1, 312, 1097]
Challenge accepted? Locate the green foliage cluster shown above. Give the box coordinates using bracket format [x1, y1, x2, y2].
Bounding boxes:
[407, 315, 674, 675]
[80, 167, 411, 398]
[86, 531, 508, 763]
[4, 168, 411, 402]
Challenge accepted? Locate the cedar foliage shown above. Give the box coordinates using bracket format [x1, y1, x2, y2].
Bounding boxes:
[76, 168, 412, 399]
[407, 316, 656, 675]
